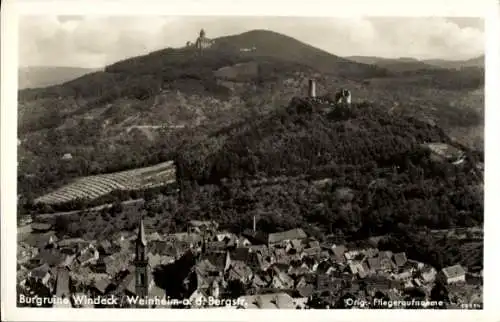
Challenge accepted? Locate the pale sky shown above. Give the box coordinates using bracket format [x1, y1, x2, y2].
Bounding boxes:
[18, 16, 485, 68]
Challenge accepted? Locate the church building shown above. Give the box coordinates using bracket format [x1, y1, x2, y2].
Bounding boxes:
[116, 218, 165, 308]
[134, 218, 149, 302]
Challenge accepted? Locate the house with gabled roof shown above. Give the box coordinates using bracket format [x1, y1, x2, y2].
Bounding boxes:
[54, 267, 71, 307]
[268, 228, 307, 246]
[237, 293, 296, 309]
[77, 246, 99, 266]
[272, 248, 291, 265]
[296, 284, 315, 300]
[363, 248, 379, 258]
[206, 240, 227, 252]
[242, 229, 268, 245]
[393, 252, 408, 267]
[188, 220, 218, 235]
[379, 255, 395, 271]
[226, 260, 253, 284]
[344, 249, 362, 261]
[300, 246, 322, 260]
[317, 274, 343, 294]
[364, 275, 399, 293]
[295, 273, 316, 289]
[236, 236, 252, 247]
[97, 239, 121, 256]
[248, 244, 270, 256]
[378, 250, 393, 260]
[116, 266, 154, 297]
[408, 259, 425, 270]
[331, 245, 347, 263]
[229, 247, 261, 272]
[215, 232, 237, 243]
[368, 257, 381, 272]
[188, 289, 209, 308]
[307, 240, 320, 249]
[287, 239, 304, 253]
[315, 260, 335, 275]
[254, 252, 273, 272]
[147, 252, 175, 268]
[205, 251, 231, 273]
[358, 262, 370, 278]
[103, 252, 132, 277]
[319, 250, 331, 261]
[148, 240, 179, 257]
[418, 266, 437, 283]
[288, 261, 311, 277]
[250, 272, 269, 290]
[17, 243, 38, 265]
[190, 259, 223, 296]
[92, 276, 112, 295]
[29, 263, 52, 287]
[30, 249, 65, 268]
[270, 266, 294, 289]
[148, 284, 168, 308]
[395, 270, 413, 281]
[440, 264, 466, 284]
[148, 232, 163, 242]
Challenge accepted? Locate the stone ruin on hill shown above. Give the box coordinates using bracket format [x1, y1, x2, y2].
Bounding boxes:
[287, 79, 352, 114]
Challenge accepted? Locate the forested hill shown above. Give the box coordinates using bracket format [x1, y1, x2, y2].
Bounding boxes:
[211, 30, 388, 78]
[177, 99, 480, 182]
[17, 29, 483, 202]
[173, 98, 483, 238]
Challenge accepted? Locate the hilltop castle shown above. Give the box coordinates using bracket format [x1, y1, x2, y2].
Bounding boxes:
[186, 29, 214, 53]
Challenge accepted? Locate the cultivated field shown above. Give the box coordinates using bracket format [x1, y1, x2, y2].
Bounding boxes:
[34, 161, 176, 205]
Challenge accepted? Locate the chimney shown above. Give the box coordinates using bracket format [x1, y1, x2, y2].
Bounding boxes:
[253, 215, 256, 233]
[308, 79, 316, 98]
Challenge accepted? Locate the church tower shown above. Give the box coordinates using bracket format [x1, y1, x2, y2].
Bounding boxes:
[134, 217, 149, 305]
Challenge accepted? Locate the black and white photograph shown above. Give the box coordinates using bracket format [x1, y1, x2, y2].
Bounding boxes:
[2, 0, 499, 320]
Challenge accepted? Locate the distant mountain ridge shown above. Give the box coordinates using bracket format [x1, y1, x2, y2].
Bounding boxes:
[423, 55, 484, 69]
[19, 66, 102, 89]
[346, 55, 484, 72]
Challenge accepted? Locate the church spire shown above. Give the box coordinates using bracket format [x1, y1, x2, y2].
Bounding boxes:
[134, 216, 149, 307]
[138, 216, 147, 246]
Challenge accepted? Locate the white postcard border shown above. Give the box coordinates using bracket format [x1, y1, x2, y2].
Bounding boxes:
[2, 0, 499, 321]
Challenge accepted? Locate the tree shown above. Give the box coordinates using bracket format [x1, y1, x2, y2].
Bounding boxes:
[54, 216, 70, 237]
[430, 281, 449, 308]
[225, 279, 245, 299]
[110, 201, 123, 216]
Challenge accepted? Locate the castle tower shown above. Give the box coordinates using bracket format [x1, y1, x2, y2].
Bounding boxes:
[308, 79, 316, 98]
[195, 28, 212, 54]
[134, 217, 149, 306]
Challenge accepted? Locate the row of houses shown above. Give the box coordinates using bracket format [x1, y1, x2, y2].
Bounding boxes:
[17, 219, 477, 309]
